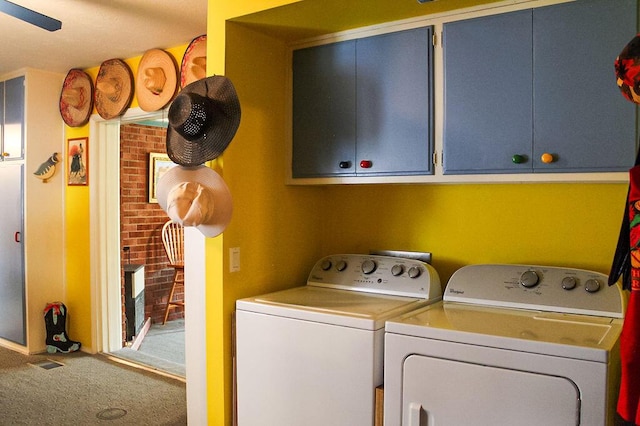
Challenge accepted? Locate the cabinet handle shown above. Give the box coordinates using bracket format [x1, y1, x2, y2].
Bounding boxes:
[339, 161, 352, 169]
[15, 232, 20, 243]
[511, 154, 526, 164]
[540, 153, 555, 164]
[359, 160, 373, 169]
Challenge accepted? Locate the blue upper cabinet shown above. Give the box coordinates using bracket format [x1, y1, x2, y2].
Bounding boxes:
[0, 76, 25, 161]
[443, 11, 533, 174]
[533, 0, 636, 172]
[293, 41, 357, 177]
[443, 0, 637, 175]
[292, 26, 434, 178]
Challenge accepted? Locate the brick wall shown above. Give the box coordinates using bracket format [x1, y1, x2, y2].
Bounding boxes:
[120, 124, 184, 341]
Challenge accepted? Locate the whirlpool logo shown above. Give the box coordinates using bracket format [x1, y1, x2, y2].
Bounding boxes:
[448, 288, 464, 295]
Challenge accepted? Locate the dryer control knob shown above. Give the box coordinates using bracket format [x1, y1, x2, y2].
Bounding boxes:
[336, 260, 348, 272]
[519, 270, 539, 288]
[561, 276, 577, 290]
[408, 266, 422, 279]
[391, 264, 404, 276]
[321, 260, 332, 271]
[362, 260, 377, 274]
[585, 278, 601, 293]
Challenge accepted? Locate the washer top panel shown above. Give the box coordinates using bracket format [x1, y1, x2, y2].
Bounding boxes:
[307, 254, 442, 300]
[235, 254, 443, 330]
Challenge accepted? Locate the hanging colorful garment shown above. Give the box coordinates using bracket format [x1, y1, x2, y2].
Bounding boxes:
[617, 166, 640, 424]
[610, 33, 640, 425]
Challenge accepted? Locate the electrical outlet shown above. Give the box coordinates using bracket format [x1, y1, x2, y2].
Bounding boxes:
[230, 247, 240, 272]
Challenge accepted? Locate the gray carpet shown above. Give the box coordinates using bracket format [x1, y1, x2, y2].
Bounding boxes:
[0, 345, 186, 425]
[111, 319, 185, 378]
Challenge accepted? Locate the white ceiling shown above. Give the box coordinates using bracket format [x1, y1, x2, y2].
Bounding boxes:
[0, 0, 208, 76]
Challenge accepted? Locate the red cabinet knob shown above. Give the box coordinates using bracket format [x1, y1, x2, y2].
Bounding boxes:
[359, 160, 373, 169]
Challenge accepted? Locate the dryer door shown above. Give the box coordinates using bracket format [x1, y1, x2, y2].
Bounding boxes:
[402, 355, 579, 425]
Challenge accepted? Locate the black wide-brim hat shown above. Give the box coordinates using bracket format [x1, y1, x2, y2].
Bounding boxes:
[166, 75, 241, 167]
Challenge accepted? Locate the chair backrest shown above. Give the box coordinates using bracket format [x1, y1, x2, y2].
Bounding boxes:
[162, 220, 184, 267]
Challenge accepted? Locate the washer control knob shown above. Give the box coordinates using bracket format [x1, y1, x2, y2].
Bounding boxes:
[408, 266, 422, 279]
[585, 278, 601, 293]
[391, 264, 404, 276]
[321, 260, 332, 271]
[561, 276, 577, 290]
[362, 260, 377, 274]
[519, 270, 539, 288]
[336, 260, 348, 272]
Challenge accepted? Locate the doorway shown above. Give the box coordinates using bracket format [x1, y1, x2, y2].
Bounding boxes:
[89, 107, 208, 419]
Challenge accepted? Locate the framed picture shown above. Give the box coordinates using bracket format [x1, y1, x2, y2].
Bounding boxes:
[149, 152, 177, 203]
[67, 137, 88, 186]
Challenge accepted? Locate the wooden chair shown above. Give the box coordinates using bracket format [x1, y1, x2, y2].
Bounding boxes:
[161, 220, 185, 324]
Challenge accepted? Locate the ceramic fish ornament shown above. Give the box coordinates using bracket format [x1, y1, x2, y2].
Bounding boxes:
[34, 152, 59, 183]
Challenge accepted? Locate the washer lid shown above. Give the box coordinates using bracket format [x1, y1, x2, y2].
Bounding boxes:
[385, 302, 622, 362]
[236, 286, 435, 330]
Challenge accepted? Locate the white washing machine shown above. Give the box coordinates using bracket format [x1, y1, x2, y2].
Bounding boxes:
[384, 264, 625, 426]
[235, 254, 442, 426]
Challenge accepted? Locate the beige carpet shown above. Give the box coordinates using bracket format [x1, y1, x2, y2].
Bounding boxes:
[0, 345, 186, 425]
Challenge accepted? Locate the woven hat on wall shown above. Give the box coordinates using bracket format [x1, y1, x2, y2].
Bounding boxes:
[180, 35, 207, 89]
[94, 58, 134, 120]
[615, 33, 640, 104]
[166, 75, 241, 167]
[59, 69, 94, 127]
[157, 165, 233, 238]
[136, 49, 178, 112]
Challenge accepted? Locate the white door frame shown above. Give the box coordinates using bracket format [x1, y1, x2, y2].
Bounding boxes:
[89, 107, 207, 422]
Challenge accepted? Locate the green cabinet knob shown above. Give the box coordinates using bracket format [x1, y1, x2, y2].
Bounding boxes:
[512, 154, 526, 164]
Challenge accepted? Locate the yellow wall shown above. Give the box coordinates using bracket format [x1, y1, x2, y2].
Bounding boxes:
[58, 1, 633, 424]
[212, 1, 632, 425]
[63, 44, 190, 350]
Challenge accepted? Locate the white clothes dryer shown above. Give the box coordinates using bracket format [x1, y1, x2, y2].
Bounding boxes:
[384, 264, 625, 426]
[235, 254, 442, 426]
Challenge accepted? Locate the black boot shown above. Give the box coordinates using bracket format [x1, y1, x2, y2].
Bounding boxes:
[44, 302, 81, 353]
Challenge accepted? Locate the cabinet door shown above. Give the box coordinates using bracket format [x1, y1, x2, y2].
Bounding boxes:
[443, 11, 533, 174]
[3, 76, 25, 161]
[356, 27, 433, 176]
[0, 164, 25, 344]
[533, 0, 637, 172]
[292, 41, 357, 178]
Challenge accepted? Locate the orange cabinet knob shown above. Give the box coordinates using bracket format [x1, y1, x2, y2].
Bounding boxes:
[540, 153, 555, 164]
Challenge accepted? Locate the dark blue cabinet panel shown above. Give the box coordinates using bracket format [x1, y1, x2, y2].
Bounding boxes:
[356, 27, 433, 176]
[443, 11, 533, 174]
[1, 76, 25, 161]
[0, 164, 25, 345]
[293, 27, 433, 178]
[293, 41, 357, 177]
[443, 0, 637, 175]
[533, 0, 637, 172]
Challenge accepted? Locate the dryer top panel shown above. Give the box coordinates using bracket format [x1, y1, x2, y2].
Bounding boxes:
[444, 264, 624, 318]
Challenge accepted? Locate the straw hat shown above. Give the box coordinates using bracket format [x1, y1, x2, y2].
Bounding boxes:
[616, 34, 640, 104]
[136, 49, 178, 112]
[180, 35, 207, 89]
[157, 165, 233, 238]
[59, 69, 94, 127]
[95, 58, 134, 119]
[166, 75, 241, 167]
